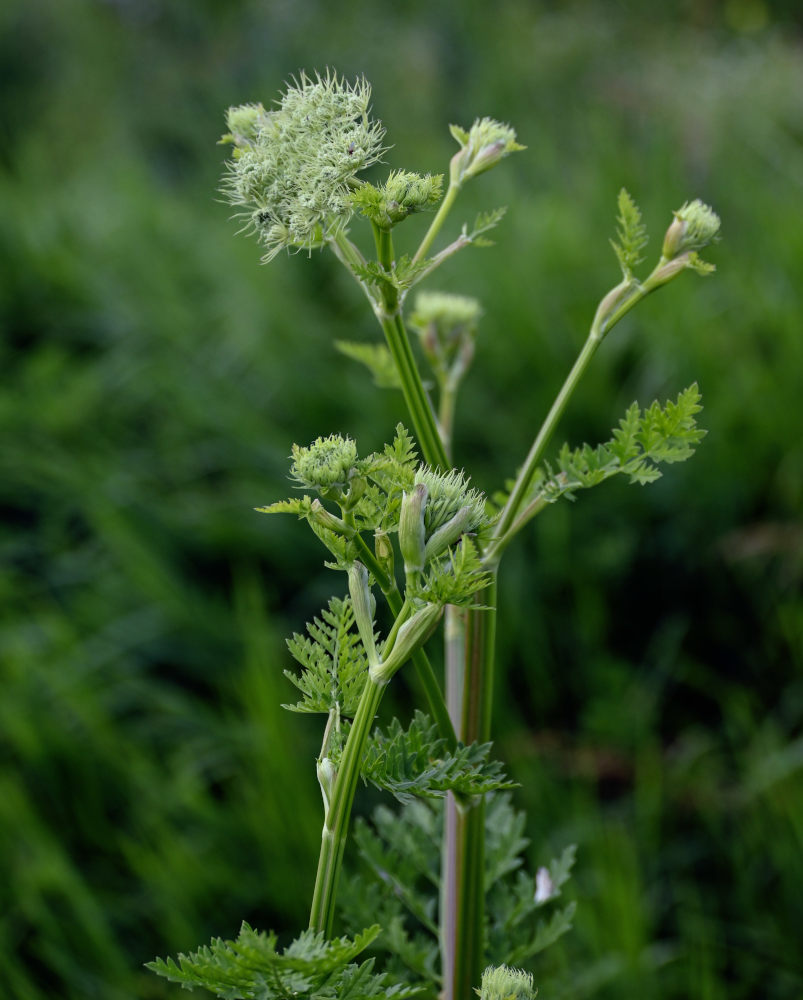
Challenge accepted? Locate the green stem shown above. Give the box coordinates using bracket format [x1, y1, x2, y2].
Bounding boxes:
[485, 333, 602, 565]
[441, 604, 465, 997]
[380, 311, 450, 470]
[309, 676, 384, 936]
[352, 533, 457, 751]
[438, 378, 457, 459]
[413, 181, 461, 264]
[371, 223, 449, 471]
[444, 574, 497, 1000]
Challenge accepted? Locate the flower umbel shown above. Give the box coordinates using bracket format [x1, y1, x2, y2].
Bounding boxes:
[222, 72, 386, 261]
[290, 434, 358, 492]
[351, 170, 444, 229]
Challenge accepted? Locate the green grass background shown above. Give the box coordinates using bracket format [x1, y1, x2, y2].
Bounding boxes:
[1, 0, 802, 997]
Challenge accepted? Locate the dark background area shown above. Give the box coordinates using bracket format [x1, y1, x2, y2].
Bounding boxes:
[1, 1, 801, 997]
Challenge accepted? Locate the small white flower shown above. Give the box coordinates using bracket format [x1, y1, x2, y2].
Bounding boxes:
[534, 866, 555, 904]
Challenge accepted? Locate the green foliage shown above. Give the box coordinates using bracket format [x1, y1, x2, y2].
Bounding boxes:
[465, 207, 508, 247]
[610, 188, 648, 278]
[3, 5, 802, 1000]
[284, 597, 369, 716]
[411, 537, 492, 608]
[335, 341, 402, 389]
[147, 922, 418, 1000]
[339, 795, 577, 990]
[526, 384, 705, 507]
[358, 710, 517, 803]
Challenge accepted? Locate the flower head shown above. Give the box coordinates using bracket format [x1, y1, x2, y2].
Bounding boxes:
[222, 72, 386, 261]
[351, 170, 444, 229]
[414, 467, 487, 537]
[662, 199, 721, 259]
[477, 965, 537, 1000]
[290, 434, 359, 492]
[449, 118, 524, 186]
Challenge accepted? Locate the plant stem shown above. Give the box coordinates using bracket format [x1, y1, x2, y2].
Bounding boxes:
[309, 675, 384, 936]
[413, 181, 461, 264]
[485, 332, 602, 565]
[370, 225, 450, 472]
[352, 532, 457, 752]
[444, 573, 498, 1000]
[441, 603, 465, 998]
[379, 310, 449, 471]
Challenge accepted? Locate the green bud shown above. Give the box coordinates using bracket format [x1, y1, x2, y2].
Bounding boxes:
[374, 530, 395, 581]
[307, 498, 353, 536]
[348, 562, 379, 669]
[449, 118, 525, 187]
[352, 170, 444, 229]
[316, 756, 336, 818]
[476, 965, 537, 1000]
[291, 434, 358, 492]
[371, 603, 442, 684]
[223, 103, 263, 147]
[415, 467, 486, 537]
[399, 483, 428, 574]
[662, 200, 720, 259]
[409, 291, 482, 379]
[423, 504, 476, 562]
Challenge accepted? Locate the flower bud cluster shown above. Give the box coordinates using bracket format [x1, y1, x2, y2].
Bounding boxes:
[409, 291, 481, 383]
[477, 965, 537, 1000]
[351, 170, 444, 229]
[398, 466, 486, 576]
[662, 199, 721, 260]
[221, 72, 386, 261]
[290, 434, 358, 492]
[449, 118, 524, 187]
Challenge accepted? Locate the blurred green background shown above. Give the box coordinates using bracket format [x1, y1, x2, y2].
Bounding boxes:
[1, 0, 802, 997]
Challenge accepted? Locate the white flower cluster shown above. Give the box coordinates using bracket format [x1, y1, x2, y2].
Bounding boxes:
[222, 72, 386, 261]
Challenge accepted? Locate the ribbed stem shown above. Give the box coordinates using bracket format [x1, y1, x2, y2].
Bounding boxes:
[309, 677, 384, 936]
[444, 574, 498, 1000]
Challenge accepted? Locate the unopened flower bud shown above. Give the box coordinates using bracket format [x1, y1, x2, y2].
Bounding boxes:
[374, 530, 395, 581]
[399, 483, 428, 574]
[449, 118, 524, 187]
[477, 965, 537, 1000]
[348, 562, 378, 668]
[291, 434, 358, 492]
[423, 504, 475, 562]
[308, 499, 352, 536]
[316, 756, 336, 818]
[661, 200, 720, 259]
[223, 104, 263, 146]
[371, 602, 442, 684]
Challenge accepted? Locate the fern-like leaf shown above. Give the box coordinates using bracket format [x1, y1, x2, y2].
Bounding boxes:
[610, 188, 648, 278]
[412, 537, 492, 608]
[284, 596, 369, 716]
[255, 496, 317, 517]
[532, 384, 705, 505]
[341, 794, 577, 989]
[353, 424, 419, 532]
[146, 923, 404, 1000]
[359, 710, 516, 804]
[466, 206, 507, 247]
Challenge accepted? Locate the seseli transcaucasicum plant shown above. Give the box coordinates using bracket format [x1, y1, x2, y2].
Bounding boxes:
[148, 70, 720, 1000]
